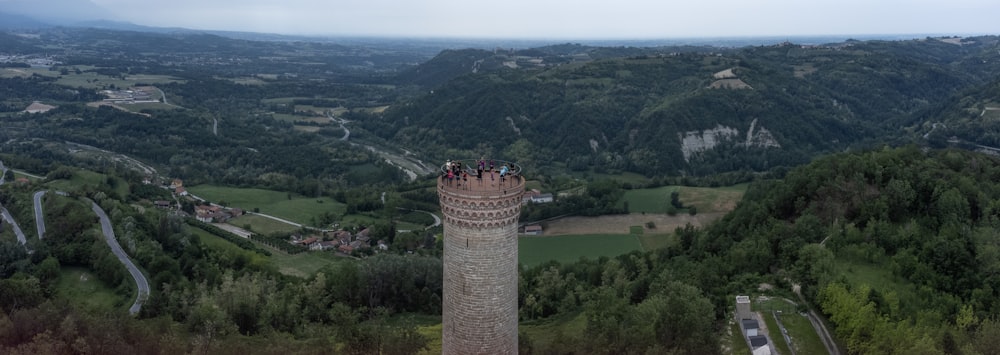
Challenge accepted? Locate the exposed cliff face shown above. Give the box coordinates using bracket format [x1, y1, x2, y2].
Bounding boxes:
[679, 125, 738, 162]
[746, 118, 781, 149]
[679, 119, 781, 162]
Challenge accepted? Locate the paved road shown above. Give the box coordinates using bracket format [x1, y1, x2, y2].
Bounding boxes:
[327, 112, 350, 140]
[33, 191, 46, 239]
[404, 208, 441, 229]
[90, 200, 149, 315]
[0, 160, 28, 247]
[0, 204, 27, 245]
[187, 193, 334, 232]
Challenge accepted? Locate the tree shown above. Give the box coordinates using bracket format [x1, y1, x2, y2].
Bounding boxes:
[670, 190, 683, 209]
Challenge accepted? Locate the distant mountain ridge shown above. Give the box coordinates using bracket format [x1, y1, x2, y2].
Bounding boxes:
[0, 0, 110, 25]
[367, 36, 1000, 177]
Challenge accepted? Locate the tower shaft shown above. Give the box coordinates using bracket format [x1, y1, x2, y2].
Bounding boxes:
[438, 160, 524, 355]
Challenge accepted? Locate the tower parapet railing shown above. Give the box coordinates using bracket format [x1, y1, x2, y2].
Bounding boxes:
[438, 159, 524, 197]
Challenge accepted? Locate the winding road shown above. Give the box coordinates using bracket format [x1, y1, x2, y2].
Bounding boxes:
[0, 205, 27, 245]
[0, 160, 28, 247]
[89, 199, 150, 315]
[327, 112, 350, 141]
[33, 191, 45, 239]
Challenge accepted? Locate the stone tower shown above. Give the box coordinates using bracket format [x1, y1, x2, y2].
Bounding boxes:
[438, 159, 524, 355]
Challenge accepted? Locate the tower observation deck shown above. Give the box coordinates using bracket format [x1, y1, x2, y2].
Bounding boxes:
[437, 159, 525, 355]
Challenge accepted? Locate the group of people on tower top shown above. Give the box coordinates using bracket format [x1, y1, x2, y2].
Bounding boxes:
[443, 158, 517, 190]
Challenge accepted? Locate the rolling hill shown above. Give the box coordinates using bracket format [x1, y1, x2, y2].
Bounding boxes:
[367, 36, 1000, 177]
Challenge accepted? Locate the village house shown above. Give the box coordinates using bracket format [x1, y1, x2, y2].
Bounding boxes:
[175, 186, 188, 196]
[169, 179, 183, 189]
[356, 228, 371, 242]
[154, 200, 171, 209]
[530, 193, 554, 204]
[334, 230, 352, 245]
[194, 205, 234, 223]
[523, 225, 543, 235]
[300, 236, 319, 247]
[522, 189, 553, 204]
[318, 240, 339, 251]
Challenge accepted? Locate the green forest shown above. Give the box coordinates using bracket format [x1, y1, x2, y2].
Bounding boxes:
[6, 145, 1000, 354]
[3, 27, 1000, 354]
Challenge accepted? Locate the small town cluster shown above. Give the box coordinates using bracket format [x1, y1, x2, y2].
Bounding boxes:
[150, 177, 563, 256]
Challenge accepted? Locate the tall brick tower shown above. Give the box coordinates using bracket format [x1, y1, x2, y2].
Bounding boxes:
[438, 159, 524, 355]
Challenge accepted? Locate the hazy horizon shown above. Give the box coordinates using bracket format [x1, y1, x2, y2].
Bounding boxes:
[1, 0, 998, 40]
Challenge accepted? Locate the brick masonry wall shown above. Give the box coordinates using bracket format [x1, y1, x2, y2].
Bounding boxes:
[439, 179, 524, 355]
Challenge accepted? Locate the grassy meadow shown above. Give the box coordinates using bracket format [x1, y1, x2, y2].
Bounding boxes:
[56, 267, 126, 312]
[267, 249, 349, 278]
[414, 311, 587, 354]
[761, 309, 793, 355]
[518, 234, 643, 268]
[752, 296, 827, 355]
[781, 312, 828, 355]
[44, 168, 130, 198]
[228, 214, 301, 235]
[619, 183, 748, 214]
[186, 184, 346, 226]
[189, 225, 344, 278]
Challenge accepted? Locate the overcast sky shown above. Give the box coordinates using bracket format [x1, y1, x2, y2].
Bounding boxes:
[64, 0, 1000, 38]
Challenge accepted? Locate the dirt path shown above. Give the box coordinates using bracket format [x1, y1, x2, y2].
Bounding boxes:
[540, 212, 726, 235]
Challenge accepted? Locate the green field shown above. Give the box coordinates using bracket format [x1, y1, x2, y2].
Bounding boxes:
[262, 97, 311, 104]
[186, 184, 346, 226]
[729, 320, 752, 355]
[519, 311, 588, 352]
[0, 67, 58, 79]
[45, 168, 129, 198]
[339, 214, 379, 228]
[56, 266, 125, 311]
[116, 102, 178, 111]
[518, 234, 642, 268]
[229, 214, 300, 235]
[585, 171, 651, 186]
[413, 310, 588, 354]
[761, 310, 793, 355]
[189, 225, 338, 278]
[58, 72, 182, 89]
[190, 226, 246, 252]
[1, 67, 182, 88]
[272, 113, 329, 124]
[219, 76, 267, 85]
[13, 171, 44, 182]
[752, 296, 827, 355]
[781, 312, 828, 355]
[637, 233, 675, 251]
[619, 184, 747, 214]
[267, 249, 349, 278]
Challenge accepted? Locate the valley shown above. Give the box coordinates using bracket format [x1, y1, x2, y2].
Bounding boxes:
[1, 26, 1000, 354]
